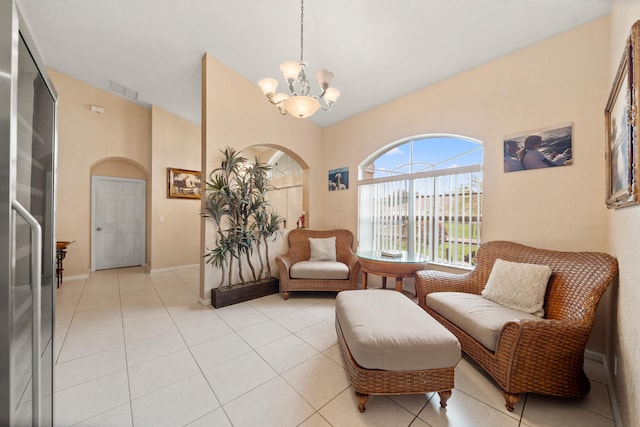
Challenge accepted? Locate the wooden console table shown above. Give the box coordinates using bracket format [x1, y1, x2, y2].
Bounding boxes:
[356, 251, 429, 292]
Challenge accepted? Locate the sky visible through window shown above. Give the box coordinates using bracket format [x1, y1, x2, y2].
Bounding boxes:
[369, 136, 482, 178]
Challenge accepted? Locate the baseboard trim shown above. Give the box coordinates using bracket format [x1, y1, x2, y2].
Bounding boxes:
[585, 350, 622, 427]
[602, 356, 623, 427]
[584, 349, 604, 362]
[198, 298, 211, 306]
[62, 274, 89, 282]
[149, 264, 200, 274]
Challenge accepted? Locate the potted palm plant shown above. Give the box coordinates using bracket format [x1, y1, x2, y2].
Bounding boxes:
[203, 147, 284, 308]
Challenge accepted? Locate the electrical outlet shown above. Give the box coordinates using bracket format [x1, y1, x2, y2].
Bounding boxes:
[614, 355, 618, 376]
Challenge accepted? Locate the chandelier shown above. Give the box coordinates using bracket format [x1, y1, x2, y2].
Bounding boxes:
[258, 0, 340, 119]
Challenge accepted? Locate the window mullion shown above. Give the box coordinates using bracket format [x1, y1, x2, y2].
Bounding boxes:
[407, 179, 415, 254]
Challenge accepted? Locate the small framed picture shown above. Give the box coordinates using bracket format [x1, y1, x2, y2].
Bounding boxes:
[167, 168, 202, 199]
[328, 167, 349, 191]
[605, 21, 639, 209]
[503, 124, 573, 173]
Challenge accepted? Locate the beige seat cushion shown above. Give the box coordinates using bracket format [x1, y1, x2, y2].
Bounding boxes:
[336, 290, 460, 371]
[426, 292, 540, 351]
[290, 261, 349, 280]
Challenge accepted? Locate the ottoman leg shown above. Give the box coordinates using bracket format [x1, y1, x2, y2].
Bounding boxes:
[501, 389, 520, 412]
[438, 390, 452, 408]
[355, 391, 369, 412]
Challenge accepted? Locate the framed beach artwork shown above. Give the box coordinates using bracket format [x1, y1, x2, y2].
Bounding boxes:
[167, 168, 202, 199]
[503, 124, 573, 173]
[328, 167, 349, 191]
[605, 21, 640, 209]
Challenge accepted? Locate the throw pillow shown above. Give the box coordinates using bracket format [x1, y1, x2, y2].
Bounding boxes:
[309, 237, 337, 262]
[481, 258, 552, 317]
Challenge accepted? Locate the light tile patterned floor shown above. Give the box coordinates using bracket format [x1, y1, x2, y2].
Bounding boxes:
[54, 267, 617, 427]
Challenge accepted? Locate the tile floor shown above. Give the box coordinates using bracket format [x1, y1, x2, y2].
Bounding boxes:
[54, 266, 617, 427]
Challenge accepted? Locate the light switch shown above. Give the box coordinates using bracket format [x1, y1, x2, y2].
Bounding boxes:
[160, 216, 165, 222]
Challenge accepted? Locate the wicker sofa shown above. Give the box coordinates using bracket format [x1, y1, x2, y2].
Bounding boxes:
[415, 240, 618, 411]
[276, 229, 361, 300]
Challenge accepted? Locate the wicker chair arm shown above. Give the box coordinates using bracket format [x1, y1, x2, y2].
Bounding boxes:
[344, 253, 361, 282]
[343, 252, 359, 270]
[275, 254, 293, 279]
[415, 269, 484, 305]
[496, 319, 591, 363]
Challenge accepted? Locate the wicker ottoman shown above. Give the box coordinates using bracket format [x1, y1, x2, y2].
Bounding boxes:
[335, 290, 461, 412]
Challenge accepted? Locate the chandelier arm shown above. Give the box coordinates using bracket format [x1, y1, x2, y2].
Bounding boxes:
[299, 70, 310, 96]
[265, 95, 279, 106]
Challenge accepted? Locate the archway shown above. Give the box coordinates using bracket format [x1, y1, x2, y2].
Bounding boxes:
[242, 145, 309, 230]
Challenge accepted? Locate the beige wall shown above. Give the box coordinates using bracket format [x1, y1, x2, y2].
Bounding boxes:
[606, 3, 640, 426]
[323, 19, 610, 254]
[51, 70, 151, 276]
[52, 71, 201, 277]
[150, 106, 201, 270]
[201, 54, 322, 300]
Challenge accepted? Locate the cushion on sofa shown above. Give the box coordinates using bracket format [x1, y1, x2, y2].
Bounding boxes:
[481, 258, 552, 317]
[336, 290, 460, 371]
[290, 261, 349, 280]
[309, 237, 337, 262]
[426, 292, 540, 351]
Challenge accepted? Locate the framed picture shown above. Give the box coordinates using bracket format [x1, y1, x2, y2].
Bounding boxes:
[503, 123, 573, 173]
[167, 168, 202, 199]
[328, 167, 349, 191]
[605, 21, 639, 209]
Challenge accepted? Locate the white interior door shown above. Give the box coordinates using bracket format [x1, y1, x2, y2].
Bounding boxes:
[92, 176, 145, 271]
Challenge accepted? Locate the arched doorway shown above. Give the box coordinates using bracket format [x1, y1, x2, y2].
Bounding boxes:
[90, 157, 148, 270]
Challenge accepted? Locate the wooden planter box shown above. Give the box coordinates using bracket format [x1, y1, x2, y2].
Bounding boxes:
[211, 277, 280, 308]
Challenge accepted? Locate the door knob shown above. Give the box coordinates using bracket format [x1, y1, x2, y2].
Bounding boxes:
[96, 227, 102, 231]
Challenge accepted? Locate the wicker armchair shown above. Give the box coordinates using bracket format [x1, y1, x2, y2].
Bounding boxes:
[415, 240, 618, 411]
[276, 229, 360, 300]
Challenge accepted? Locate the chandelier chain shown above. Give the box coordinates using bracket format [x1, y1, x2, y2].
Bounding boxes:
[300, 0, 304, 62]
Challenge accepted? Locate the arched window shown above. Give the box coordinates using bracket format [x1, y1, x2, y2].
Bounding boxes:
[269, 151, 303, 178]
[358, 135, 482, 267]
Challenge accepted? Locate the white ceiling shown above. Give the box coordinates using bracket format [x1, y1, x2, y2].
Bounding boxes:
[19, 0, 611, 128]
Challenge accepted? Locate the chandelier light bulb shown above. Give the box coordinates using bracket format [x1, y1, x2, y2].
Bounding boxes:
[323, 87, 340, 104]
[316, 69, 335, 88]
[258, 78, 278, 97]
[280, 61, 303, 82]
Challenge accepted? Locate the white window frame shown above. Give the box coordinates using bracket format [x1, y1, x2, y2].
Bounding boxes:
[358, 135, 482, 268]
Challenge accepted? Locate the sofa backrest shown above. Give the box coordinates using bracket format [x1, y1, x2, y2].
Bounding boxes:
[285, 229, 355, 264]
[474, 241, 618, 322]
